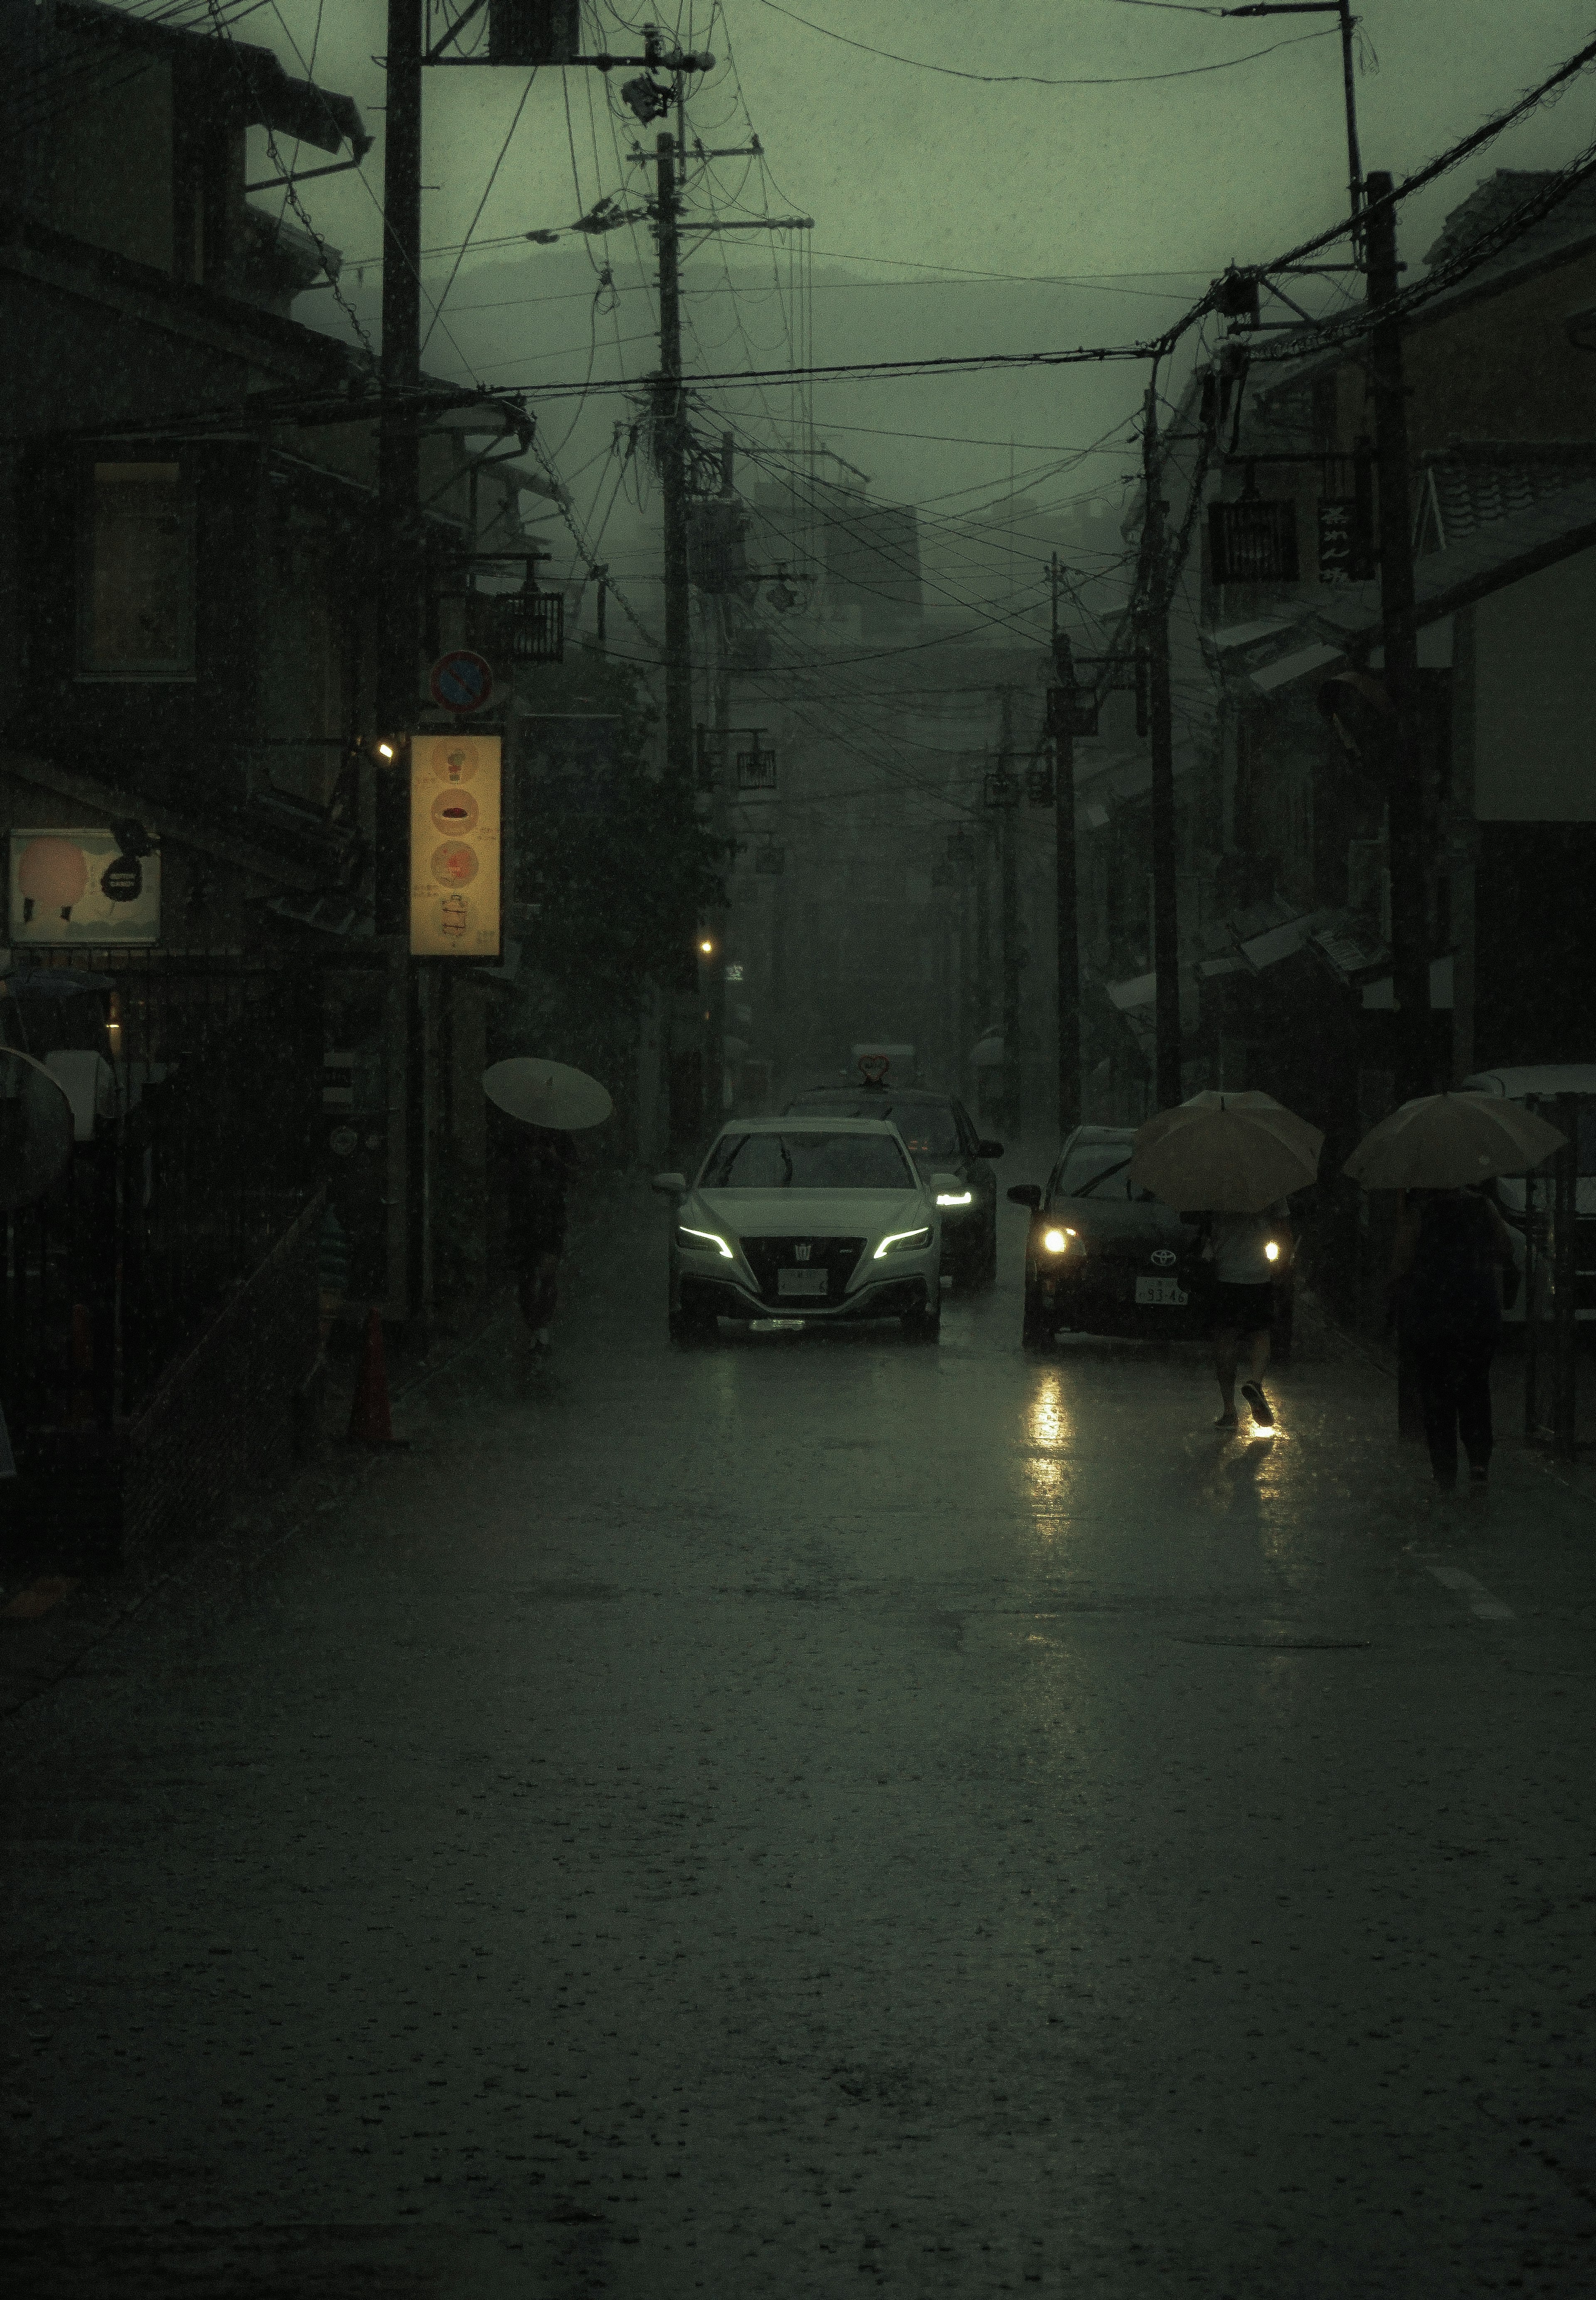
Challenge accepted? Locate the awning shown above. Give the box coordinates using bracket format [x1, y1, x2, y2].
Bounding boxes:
[1248, 641, 1344, 694]
[1361, 955, 1456, 1012]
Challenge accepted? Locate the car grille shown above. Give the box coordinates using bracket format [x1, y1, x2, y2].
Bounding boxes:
[741, 1235, 867, 1305]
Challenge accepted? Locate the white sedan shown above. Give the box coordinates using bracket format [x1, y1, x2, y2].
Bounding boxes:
[654, 1116, 957, 1342]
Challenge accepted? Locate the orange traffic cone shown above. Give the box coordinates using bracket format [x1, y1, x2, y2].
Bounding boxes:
[346, 1308, 404, 1446]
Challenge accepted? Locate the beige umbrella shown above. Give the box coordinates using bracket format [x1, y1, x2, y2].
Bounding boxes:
[482, 1057, 613, 1131]
[1127, 1091, 1323, 1213]
[1344, 1091, 1565, 1190]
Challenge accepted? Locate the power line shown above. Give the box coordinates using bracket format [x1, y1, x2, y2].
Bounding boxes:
[420, 65, 539, 356]
[753, 0, 1337, 87]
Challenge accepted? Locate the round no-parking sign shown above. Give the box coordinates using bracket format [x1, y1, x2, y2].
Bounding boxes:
[429, 650, 495, 715]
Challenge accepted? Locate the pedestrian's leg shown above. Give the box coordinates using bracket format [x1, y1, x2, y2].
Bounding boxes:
[1214, 1329, 1239, 1422]
[1414, 1341, 1460, 1487]
[1246, 1326, 1271, 1384]
[1458, 1338, 1495, 1480]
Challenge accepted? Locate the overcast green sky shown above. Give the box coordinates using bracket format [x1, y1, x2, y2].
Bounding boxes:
[252, 2, 1596, 575]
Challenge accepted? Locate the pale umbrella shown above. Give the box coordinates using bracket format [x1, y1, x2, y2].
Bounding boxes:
[1343, 1091, 1565, 1190]
[482, 1058, 613, 1131]
[1127, 1091, 1323, 1213]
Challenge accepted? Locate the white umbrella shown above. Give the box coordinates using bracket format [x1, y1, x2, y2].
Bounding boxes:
[482, 1058, 613, 1131]
[1344, 1091, 1565, 1190]
[1127, 1090, 1323, 1213]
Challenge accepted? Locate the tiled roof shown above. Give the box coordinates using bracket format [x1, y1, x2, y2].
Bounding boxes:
[1421, 170, 1596, 280]
[1418, 445, 1596, 549]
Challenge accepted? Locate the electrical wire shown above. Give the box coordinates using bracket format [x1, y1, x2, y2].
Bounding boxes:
[752, 0, 1337, 87]
[420, 66, 539, 356]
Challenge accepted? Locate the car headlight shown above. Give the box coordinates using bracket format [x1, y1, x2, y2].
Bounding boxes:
[874, 1226, 932, 1258]
[676, 1224, 734, 1259]
[1041, 1226, 1076, 1255]
[937, 1189, 973, 1207]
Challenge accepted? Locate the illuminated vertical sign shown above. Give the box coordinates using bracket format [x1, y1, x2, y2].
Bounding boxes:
[409, 731, 502, 958]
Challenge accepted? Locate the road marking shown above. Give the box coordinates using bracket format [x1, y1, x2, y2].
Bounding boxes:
[1428, 1564, 1515, 1621]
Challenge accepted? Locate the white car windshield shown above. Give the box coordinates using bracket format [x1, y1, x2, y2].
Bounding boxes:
[703, 1131, 913, 1191]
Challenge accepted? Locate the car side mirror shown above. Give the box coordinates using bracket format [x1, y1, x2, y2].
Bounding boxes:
[1007, 1183, 1042, 1209]
[976, 1140, 1005, 1160]
[930, 1170, 962, 1194]
[652, 1171, 687, 1196]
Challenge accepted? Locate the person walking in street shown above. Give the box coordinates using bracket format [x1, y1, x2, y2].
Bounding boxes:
[1203, 1206, 1288, 1429]
[1391, 1185, 1516, 1490]
[508, 1125, 579, 1354]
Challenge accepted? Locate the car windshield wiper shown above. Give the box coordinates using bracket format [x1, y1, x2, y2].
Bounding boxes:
[1071, 1156, 1132, 1199]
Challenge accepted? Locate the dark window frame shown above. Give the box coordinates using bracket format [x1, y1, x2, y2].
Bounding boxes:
[76, 450, 197, 682]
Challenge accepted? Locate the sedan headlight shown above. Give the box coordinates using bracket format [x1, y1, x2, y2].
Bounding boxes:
[676, 1224, 734, 1259]
[874, 1226, 932, 1258]
[1041, 1226, 1076, 1255]
[937, 1189, 973, 1207]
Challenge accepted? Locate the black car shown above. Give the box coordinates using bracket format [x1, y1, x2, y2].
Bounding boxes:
[784, 1085, 1002, 1286]
[1009, 1125, 1211, 1344]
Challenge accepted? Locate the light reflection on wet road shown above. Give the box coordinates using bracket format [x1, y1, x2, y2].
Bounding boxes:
[3, 1185, 1595, 2295]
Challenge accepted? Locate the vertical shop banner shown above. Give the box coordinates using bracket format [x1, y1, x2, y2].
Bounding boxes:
[409, 731, 502, 957]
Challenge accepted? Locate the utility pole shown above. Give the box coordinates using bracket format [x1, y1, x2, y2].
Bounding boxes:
[998, 686, 1022, 1139]
[703, 439, 737, 1126]
[1141, 379, 1182, 1110]
[654, 128, 694, 799]
[1050, 556, 1081, 1136]
[1364, 169, 1430, 1101]
[375, 0, 424, 931]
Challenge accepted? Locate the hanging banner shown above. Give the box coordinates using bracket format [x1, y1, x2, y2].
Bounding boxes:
[409, 731, 502, 958]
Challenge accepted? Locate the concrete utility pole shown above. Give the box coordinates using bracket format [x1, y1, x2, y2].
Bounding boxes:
[654, 129, 694, 800]
[998, 687, 1023, 1138]
[1364, 169, 1431, 1101]
[704, 441, 736, 1125]
[1050, 557, 1081, 1136]
[1141, 379, 1182, 1110]
[374, 0, 424, 932]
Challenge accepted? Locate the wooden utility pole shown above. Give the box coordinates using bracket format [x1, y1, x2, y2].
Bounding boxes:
[1364, 169, 1430, 1101]
[1141, 379, 1181, 1109]
[1051, 557, 1081, 1135]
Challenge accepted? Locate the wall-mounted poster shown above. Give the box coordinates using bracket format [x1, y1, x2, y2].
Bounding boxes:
[409, 731, 502, 957]
[9, 828, 161, 945]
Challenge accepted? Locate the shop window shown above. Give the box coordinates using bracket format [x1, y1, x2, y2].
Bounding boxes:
[79, 461, 195, 677]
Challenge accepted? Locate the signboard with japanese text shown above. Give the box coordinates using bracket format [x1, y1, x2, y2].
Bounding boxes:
[409, 731, 502, 958]
[9, 829, 160, 945]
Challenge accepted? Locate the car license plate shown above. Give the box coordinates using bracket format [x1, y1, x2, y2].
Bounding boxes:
[778, 1268, 830, 1298]
[1135, 1275, 1188, 1307]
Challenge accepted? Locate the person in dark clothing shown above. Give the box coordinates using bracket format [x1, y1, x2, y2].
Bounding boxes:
[507, 1126, 579, 1350]
[1392, 1187, 1516, 1489]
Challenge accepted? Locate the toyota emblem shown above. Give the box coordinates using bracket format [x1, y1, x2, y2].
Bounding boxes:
[1150, 1249, 1176, 1267]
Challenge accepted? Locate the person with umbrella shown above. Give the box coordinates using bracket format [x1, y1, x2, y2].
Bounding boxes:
[483, 1059, 613, 1355]
[1128, 1092, 1323, 1433]
[1345, 1091, 1565, 1490]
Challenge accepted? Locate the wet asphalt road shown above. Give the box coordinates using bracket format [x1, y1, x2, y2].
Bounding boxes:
[4, 1181, 1596, 2298]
